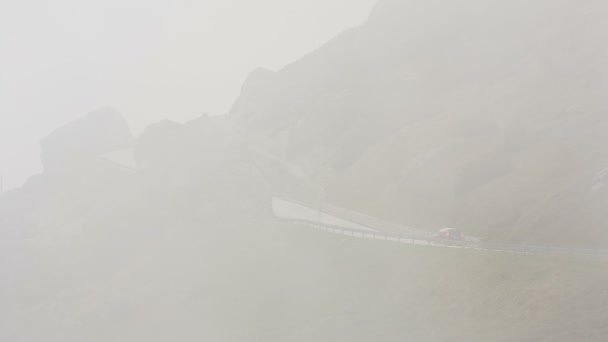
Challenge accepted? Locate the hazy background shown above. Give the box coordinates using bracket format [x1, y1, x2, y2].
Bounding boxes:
[1, 0, 376, 190]
[4, 1, 608, 340]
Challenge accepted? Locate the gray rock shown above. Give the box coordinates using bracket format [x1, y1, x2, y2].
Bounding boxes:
[40, 108, 132, 172]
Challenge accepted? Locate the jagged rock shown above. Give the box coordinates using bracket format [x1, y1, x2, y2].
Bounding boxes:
[40, 107, 132, 172]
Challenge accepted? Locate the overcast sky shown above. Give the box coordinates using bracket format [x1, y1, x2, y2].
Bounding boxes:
[1, 0, 377, 190]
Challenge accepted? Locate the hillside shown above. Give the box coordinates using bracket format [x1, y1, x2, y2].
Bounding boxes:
[230, 0, 608, 247]
[2, 0, 605, 258]
[2, 0, 608, 340]
[3, 221, 608, 341]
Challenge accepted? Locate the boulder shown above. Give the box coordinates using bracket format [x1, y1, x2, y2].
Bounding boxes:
[40, 108, 132, 172]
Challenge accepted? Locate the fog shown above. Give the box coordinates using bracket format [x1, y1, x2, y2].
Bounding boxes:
[3, 0, 608, 341]
[1, 0, 376, 190]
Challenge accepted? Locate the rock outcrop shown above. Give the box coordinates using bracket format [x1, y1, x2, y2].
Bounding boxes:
[40, 107, 133, 172]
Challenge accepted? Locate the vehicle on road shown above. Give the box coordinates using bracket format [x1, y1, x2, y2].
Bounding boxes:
[435, 227, 463, 240]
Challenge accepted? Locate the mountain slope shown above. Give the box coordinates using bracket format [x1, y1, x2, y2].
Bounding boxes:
[230, 0, 608, 246]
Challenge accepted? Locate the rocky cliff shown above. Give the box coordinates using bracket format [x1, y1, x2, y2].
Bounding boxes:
[230, 0, 608, 246]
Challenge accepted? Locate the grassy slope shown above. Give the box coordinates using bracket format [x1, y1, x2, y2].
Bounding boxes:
[4, 220, 608, 341]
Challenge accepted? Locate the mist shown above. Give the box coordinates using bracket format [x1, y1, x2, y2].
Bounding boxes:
[3, 0, 608, 341]
[1, 0, 376, 190]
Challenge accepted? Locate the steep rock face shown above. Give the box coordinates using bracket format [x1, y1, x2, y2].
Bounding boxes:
[0, 109, 133, 237]
[40, 108, 133, 172]
[134, 115, 273, 220]
[231, 0, 608, 245]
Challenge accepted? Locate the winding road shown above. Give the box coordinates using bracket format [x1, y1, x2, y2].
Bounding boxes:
[272, 197, 608, 257]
